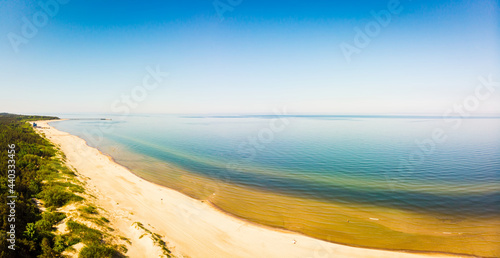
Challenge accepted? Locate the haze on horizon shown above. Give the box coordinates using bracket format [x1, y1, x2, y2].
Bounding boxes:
[1, 0, 499, 115]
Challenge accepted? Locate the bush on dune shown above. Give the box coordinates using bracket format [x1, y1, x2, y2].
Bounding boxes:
[66, 220, 103, 245]
[39, 187, 83, 208]
[79, 244, 116, 258]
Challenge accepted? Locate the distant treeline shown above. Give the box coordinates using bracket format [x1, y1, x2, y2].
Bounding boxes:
[0, 113, 58, 122]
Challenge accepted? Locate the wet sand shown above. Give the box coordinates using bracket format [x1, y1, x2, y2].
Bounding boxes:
[35, 120, 464, 258]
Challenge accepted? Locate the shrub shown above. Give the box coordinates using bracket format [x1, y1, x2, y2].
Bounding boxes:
[79, 244, 116, 258]
[40, 187, 83, 208]
[39, 238, 57, 258]
[66, 235, 81, 246]
[35, 212, 66, 234]
[35, 218, 53, 233]
[78, 205, 98, 215]
[28, 180, 41, 195]
[42, 212, 66, 225]
[53, 235, 66, 253]
[66, 220, 103, 245]
[24, 223, 37, 240]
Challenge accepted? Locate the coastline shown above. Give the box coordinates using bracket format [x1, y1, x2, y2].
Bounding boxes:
[34, 120, 458, 258]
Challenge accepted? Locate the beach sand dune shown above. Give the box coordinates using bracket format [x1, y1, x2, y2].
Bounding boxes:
[35, 120, 457, 258]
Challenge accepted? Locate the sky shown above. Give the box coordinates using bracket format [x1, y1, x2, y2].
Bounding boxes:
[0, 0, 499, 115]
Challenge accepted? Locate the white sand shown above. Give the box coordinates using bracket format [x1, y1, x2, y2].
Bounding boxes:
[35, 120, 456, 258]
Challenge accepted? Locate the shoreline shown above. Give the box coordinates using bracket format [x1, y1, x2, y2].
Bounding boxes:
[35, 120, 458, 258]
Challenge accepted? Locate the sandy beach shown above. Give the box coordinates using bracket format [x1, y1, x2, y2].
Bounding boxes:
[34, 120, 458, 258]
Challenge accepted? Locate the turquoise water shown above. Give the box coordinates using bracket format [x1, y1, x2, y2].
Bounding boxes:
[49, 114, 500, 255]
[51, 114, 500, 218]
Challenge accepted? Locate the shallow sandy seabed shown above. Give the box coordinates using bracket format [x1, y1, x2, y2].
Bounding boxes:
[34, 120, 459, 258]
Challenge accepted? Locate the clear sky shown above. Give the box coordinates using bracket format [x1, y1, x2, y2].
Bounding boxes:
[1, 0, 499, 115]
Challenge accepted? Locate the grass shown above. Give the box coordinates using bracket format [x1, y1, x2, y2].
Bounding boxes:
[78, 244, 116, 258]
[41, 160, 126, 256]
[119, 236, 132, 245]
[63, 220, 122, 258]
[35, 212, 66, 232]
[66, 220, 104, 245]
[38, 186, 84, 208]
[78, 204, 98, 215]
[134, 222, 173, 258]
[0, 115, 126, 257]
[56, 181, 85, 193]
[26, 121, 125, 257]
[35, 159, 86, 209]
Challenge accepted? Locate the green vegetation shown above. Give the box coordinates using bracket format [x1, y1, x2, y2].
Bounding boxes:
[100, 217, 110, 223]
[0, 113, 58, 122]
[0, 114, 125, 257]
[66, 220, 104, 245]
[78, 244, 116, 258]
[0, 114, 59, 257]
[78, 204, 98, 215]
[39, 185, 84, 208]
[134, 222, 173, 258]
[58, 220, 123, 257]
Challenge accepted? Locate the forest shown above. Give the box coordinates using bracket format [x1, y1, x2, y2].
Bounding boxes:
[0, 113, 123, 258]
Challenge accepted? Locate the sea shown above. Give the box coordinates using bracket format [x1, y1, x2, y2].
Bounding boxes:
[49, 114, 500, 256]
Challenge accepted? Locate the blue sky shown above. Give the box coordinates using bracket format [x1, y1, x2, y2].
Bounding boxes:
[0, 0, 499, 115]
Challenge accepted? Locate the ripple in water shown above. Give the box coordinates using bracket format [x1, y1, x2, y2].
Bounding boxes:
[52, 115, 500, 257]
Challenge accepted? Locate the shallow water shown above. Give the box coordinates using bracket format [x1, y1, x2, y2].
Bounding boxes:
[51, 114, 500, 256]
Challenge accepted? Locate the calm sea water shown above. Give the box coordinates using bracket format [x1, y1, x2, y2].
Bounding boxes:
[50, 114, 500, 256]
